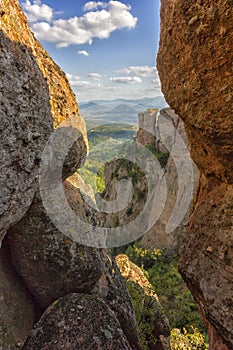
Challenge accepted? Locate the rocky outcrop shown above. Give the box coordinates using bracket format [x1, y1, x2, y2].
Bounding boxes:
[116, 254, 170, 350]
[23, 293, 132, 350]
[0, 0, 87, 135]
[0, 1, 140, 349]
[137, 109, 158, 146]
[157, 1, 233, 348]
[157, 0, 233, 183]
[140, 108, 199, 252]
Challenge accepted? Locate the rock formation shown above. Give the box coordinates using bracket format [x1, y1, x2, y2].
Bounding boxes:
[157, 1, 233, 349]
[0, 0, 140, 349]
[139, 108, 199, 252]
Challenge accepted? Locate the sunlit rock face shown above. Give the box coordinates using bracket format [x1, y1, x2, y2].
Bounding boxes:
[157, 0, 233, 348]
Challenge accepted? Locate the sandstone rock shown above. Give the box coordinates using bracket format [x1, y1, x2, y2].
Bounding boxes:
[179, 180, 233, 348]
[157, 1, 233, 348]
[116, 254, 171, 350]
[7, 180, 107, 309]
[0, 240, 35, 349]
[23, 293, 132, 350]
[91, 254, 141, 350]
[1, 0, 88, 178]
[157, 0, 233, 183]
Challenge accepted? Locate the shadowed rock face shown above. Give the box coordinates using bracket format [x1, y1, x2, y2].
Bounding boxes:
[157, 1, 233, 348]
[23, 293, 132, 350]
[91, 255, 141, 350]
[0, 241, 35, 349]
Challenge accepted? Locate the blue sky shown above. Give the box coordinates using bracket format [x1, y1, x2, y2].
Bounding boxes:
[20, 0, 163, 102]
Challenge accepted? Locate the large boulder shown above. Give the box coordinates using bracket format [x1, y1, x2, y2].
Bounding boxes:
[7, 180, 107, 309]
[23, 293, 132, 350]
[157, 0, 233, 183]
[179, 180, 233, 348]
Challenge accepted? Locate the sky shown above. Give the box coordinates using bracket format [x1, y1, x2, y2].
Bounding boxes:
[20, 0, 163, 102]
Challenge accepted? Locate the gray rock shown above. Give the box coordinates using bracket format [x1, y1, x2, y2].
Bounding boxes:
[7, 181, 107, 309]
[0, 31, 53, 242]
[23, 293, 132, 350]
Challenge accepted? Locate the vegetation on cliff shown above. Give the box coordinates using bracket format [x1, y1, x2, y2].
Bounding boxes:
[114, 243, 208, 349]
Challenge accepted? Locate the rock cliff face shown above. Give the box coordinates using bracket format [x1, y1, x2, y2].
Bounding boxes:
[139, 108, 199, 252]
[157, 1, 233, 349]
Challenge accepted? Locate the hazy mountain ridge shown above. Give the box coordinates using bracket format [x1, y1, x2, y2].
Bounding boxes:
[79, 96, 169, 126]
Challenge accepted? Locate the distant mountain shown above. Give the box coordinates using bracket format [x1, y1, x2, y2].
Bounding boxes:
[79, 96, 169, 127]
[79, 101, 98, 109]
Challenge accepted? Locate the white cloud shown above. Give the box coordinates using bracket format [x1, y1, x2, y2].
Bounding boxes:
[87, 73, 102, 80]
[109, 76, 142, 84]
[30, 1, 137, 48]
[22, 0, 53, 22]
[66, 73, 90, 86]
[83, 1, 106, 11]
[119, 65, 156, 78]
[78, 50, 90, 56]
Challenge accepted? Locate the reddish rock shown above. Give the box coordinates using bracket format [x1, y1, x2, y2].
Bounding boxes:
[157, 0, 233, 183]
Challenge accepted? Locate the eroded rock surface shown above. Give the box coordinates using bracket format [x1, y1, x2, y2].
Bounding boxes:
[0, 29, 53, 242]
[140, 108, 199, 252]
[157, 1, 233, 348]
[23, 293, 132, 350]
[157, 0, 233, 183]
